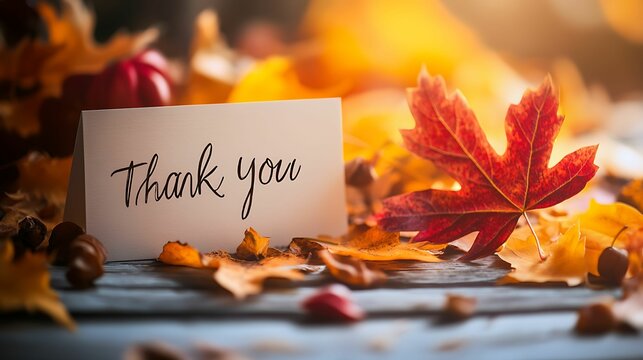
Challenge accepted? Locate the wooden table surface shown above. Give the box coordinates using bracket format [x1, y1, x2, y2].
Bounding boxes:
[2, 254, 643, 360]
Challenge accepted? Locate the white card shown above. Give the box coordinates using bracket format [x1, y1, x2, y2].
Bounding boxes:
[64, 99, 347, 261]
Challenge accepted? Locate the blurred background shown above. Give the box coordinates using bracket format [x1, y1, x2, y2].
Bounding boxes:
[1, 0, 642, 225]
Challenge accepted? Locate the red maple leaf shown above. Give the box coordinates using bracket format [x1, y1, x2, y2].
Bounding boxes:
[376, 70, 598, 260]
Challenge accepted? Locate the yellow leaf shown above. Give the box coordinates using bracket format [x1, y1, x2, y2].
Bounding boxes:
[179, 10, 240, 105]
[498, 222, 586, 286]
[600, 0, 643, 43]
[301, 0, 481, 86]
[228, 56, 348, 102]
[236, 227, 270, 260]
[613, 276, 643, 330]
[213, 258, 304, 300]
[36, 0, 158, 94]
[0, 242, 75, 330]
[318, 226, 443, 262]
[618, 179, 643, 212]
[577, 200, 643, 275]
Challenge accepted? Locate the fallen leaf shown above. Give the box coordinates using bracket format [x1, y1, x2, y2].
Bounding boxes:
[236, 227, 269, 260]
[213, 258, 304, 300]
[16, 154, 71, 208]
[301, 284, 365, 322]
[617, 179, 643, 212]
[194, 342, 250, 360]
[613, 276, 643, 330]
[286, 237, 325, 260]
[0, 241, 75, 330]
[0, 0, 158, 135]
[123, 342, 188, 360]
[249, 340, 302, 356]
[257, 252, 307, 268]
[442, 294, 477, 320]
[498, 222, 586, 286]
[318, 249, 386, 288]
[378, 70, 598, 259]
[578, 200, 642, 276]
[306, 226, 443, 262]
[35, 0, 158, 94]
[158, 241, 203, 268]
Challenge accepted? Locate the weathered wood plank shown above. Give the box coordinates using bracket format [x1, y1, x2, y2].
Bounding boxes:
[49, 255, 512, 290]
[47, 259, 622, 317]
[55, 285, 620, 317]
[2, 313, 642, 360]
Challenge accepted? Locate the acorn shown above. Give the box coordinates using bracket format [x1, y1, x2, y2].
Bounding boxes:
[65, 234, 106, 289]
[597, 247, 629, 286]
[17, 216, 47, 250]
[48, 221, 85, 265]
[575, 303, 616, 335]
[69, 234, 107, 264]
[66, 251, 104, 289]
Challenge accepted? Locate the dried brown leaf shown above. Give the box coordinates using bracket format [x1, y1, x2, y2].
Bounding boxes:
[214, 258, 304, 300]
[318, 249, 386, 288]
[316, 226, 443, 262]
[235, 227, 269, 260]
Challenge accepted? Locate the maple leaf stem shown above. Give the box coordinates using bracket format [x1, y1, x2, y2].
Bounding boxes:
[522, 212, 546, 261]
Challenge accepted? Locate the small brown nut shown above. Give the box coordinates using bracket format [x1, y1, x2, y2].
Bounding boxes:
[48, 221, 85, 265]
[65, 250, 104, 289]
[597, 247, 629, 286]
[72, 234, 107, 264]
[575, 303, 616, 335]
[17, 216, 47, 250]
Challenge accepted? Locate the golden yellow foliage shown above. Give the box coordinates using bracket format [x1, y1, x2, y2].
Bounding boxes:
[498, 222, 586, 286]
[236, 227, 270, 260]
[0, 242, 75, 330]
[213, 258, 304, 300]
[315, 226, 443, 262]
[228, 56, 348, 102]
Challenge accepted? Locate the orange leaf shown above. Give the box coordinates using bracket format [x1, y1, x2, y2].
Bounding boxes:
[213, 258, 304, 300]
[316, 226, 443, 262]
[318, 249, 386, 288]
[0, 242, 75, 330]
[236, 227, 270, 260]
[613, 276, 643, 330]
[158, 241, 203, 268]
[179, 9, 239, 105]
